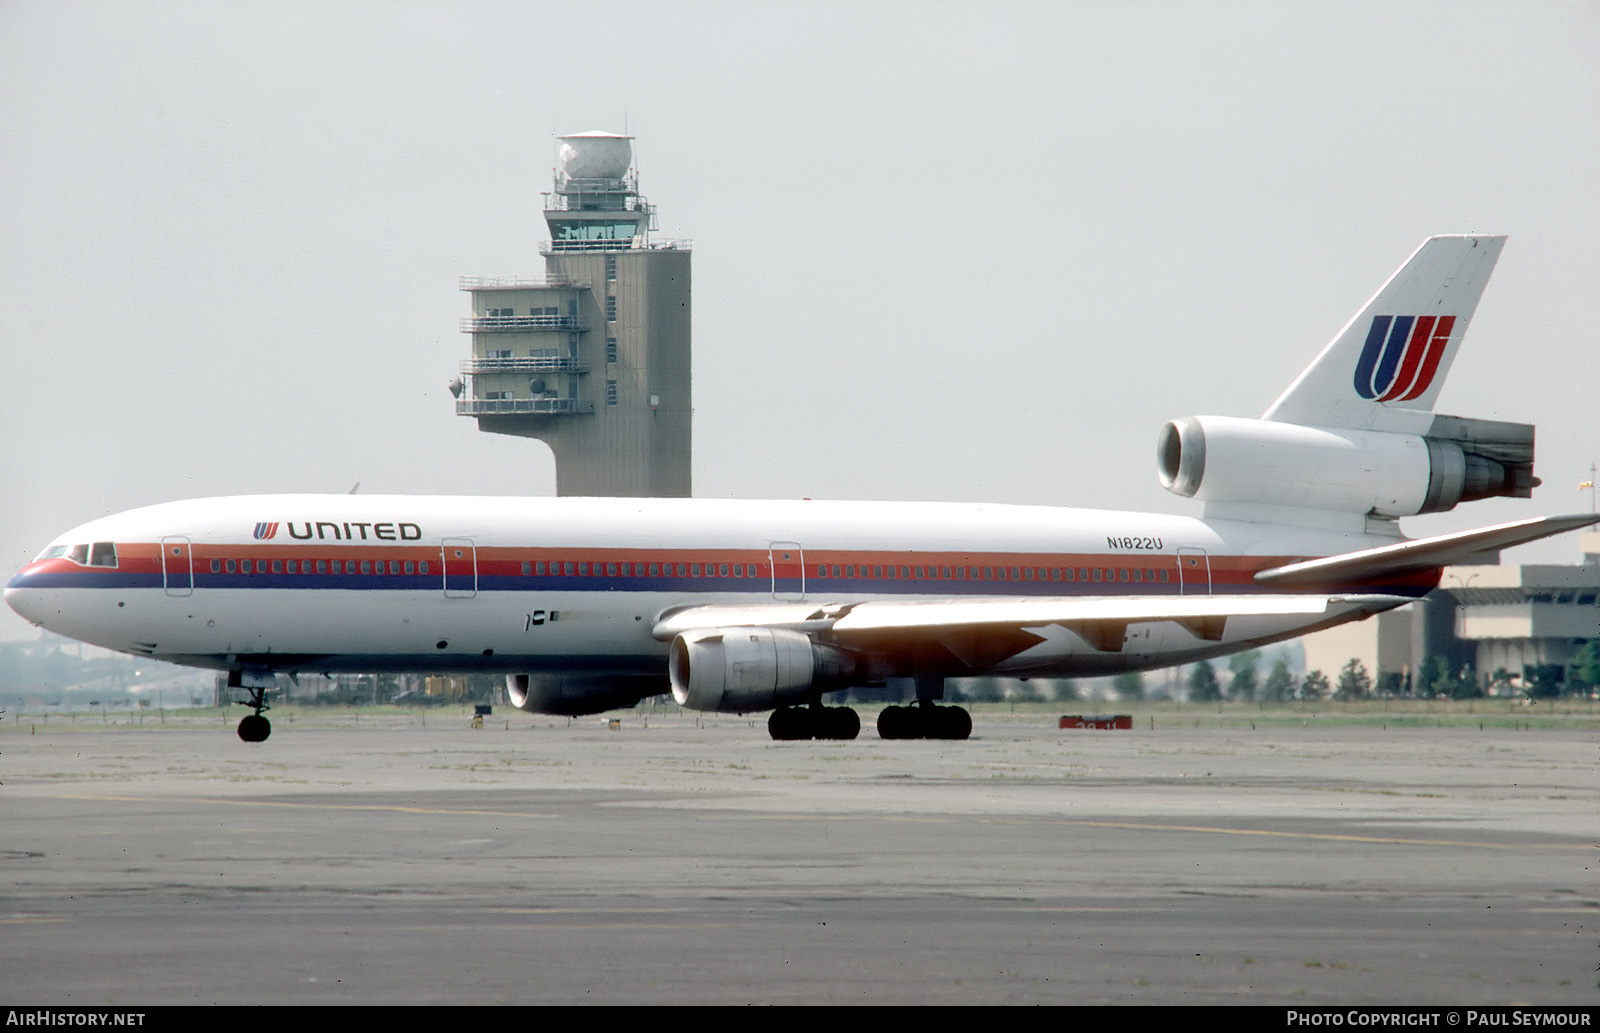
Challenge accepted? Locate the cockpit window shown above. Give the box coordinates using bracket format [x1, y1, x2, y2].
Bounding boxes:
[67, 544, 88, 565]
[89, 542, 118, 568]
[35, 545, 69, 561]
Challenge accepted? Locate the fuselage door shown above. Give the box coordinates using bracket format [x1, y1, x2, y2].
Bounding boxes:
[1177, 548, 1211, 595]
[161, 536, 193, 597]
[769, 542, 805, 602]
[442, 538, 477, 598]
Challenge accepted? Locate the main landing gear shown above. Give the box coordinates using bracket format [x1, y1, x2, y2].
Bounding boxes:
[228, 671, 273, 742]
[876, 701, 972, 740]
[768, 704, 861, 741]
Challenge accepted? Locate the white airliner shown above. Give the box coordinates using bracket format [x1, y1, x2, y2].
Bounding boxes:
[8, 235, 1595, 742]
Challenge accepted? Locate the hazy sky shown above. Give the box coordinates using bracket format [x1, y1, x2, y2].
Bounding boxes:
[3, 1, 1597, 642]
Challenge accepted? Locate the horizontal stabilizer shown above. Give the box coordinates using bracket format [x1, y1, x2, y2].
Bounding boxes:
[1253, 513, 1600, 587]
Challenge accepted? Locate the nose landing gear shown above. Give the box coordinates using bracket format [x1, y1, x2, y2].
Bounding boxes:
[227, 670, 274, 742]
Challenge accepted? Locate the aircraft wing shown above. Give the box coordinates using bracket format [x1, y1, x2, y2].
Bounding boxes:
[1253, 513, 1600, 587]
[653, 592, 1410, 658]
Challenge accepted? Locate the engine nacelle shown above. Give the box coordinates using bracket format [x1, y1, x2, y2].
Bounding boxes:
[1157, 415, 1534, 517]
[669, 627, 855, 713]
[506, 673, 666, 716]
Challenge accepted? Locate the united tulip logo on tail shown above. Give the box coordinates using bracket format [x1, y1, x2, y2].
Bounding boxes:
[253, 522, 279, 540]
[1352, 314, 1456, 402]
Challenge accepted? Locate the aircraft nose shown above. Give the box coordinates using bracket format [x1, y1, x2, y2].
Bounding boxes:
[6, 571, 50, 626]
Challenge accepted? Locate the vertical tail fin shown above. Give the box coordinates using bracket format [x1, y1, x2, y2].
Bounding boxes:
[1263, 235, 1505, 432]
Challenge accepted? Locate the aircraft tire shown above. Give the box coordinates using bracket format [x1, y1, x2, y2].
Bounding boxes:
[767, 707, 810, 741]
[824, 706, 860, 741]
[238, 714, 272, 743]
[938, 706, 972, 740]
[876, 705, 913, 740]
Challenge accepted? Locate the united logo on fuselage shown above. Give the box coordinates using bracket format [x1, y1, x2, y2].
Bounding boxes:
[1352, 314, 1456, 401]
[253, 522, 279, 540]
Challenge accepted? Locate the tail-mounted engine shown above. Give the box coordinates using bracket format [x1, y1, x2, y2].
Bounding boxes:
[1157, 414, 1535, 517]
[669, 627, 857, 713]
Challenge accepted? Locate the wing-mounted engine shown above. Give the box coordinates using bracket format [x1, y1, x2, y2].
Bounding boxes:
[1157, 414, 1535, 517]
[669, 628, 857, 713]
[506, 673, 666, 716]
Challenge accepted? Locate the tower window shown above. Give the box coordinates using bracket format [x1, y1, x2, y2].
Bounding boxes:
[607, 337, 618, 364]
[606, 296, 617, 321]
[605, 256, 617, 281]
[606, 380, 618, 406]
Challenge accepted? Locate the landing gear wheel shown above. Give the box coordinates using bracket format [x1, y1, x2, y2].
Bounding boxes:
[824, 705, 861, 741]
[238, 713, 272, 742]
[231, 673, 274, 743]
[876, 704, 913, 740]
[876, 703, 971, 740]
[937, 705, 972, 741]
[768, 705, 861, 741]
[768, 707, 810, 741]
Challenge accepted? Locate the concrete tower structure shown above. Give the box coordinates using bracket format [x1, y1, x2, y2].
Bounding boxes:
[454, 131, 691, 497]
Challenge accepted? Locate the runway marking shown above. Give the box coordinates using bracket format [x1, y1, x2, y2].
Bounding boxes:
[1016, 817, 1586, 851]
[43, 793, 558, 820]
[699, 813, 1588, 850]
[32, 794, 1591, 850]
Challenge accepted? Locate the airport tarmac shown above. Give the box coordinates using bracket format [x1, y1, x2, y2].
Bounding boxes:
[1, 709, 1595, 1005]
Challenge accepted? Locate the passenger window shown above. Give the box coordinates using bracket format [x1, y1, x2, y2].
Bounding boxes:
[719, 563, 729, 577]
[419, 561, 430, 574]
[405, 561, 415, 575]
[226, 559, 237, 573]
[211, 559, 221, 573]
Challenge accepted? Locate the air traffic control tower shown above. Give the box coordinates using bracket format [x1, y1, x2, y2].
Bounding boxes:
[453, 131, 691, 496]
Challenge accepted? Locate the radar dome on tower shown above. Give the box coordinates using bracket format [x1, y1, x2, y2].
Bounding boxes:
[558, 131, 633, 181]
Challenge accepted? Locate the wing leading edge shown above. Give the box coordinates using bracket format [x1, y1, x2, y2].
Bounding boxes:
[653, 592, 1413, 658]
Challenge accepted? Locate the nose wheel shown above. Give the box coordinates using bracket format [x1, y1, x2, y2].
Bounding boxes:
[238, 712, 271, 742]
[231, 677, 273, 742]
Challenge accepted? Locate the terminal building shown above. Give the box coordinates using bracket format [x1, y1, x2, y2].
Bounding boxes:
[453, 131, 692, 497]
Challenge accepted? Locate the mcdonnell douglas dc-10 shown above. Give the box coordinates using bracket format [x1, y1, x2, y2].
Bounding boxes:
[8, 235, 1595, 742]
